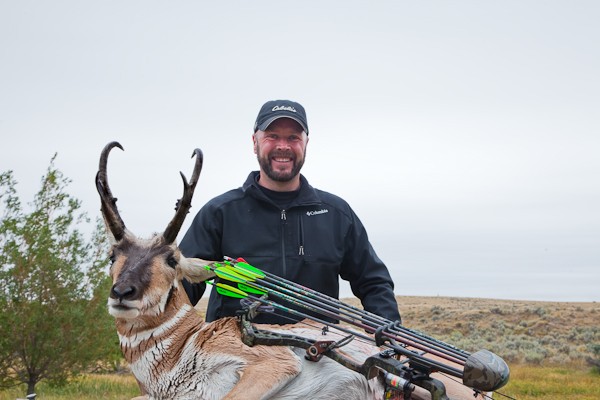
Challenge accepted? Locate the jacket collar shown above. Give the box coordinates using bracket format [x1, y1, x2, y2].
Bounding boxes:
[242, 171, 321, 207]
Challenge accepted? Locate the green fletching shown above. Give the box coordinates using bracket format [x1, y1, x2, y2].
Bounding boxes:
[238, 283, 266, 295]
[223, 265, 256, 281]
[214, 267, 247, 283]
[206, 280, 248, 298]
[235, 262, 265, 278]
[215, 283, 248, 298]
[226, 265, 259, 280]
[216, 287, 245, 299]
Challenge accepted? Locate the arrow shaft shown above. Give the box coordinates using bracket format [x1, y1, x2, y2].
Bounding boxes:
[219, 260, 468, 364]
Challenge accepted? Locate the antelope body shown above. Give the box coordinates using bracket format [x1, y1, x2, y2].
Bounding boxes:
[97, 142, 484, 400]
[109, 238, 381, 399]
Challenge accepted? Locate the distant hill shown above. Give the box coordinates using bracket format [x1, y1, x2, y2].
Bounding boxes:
[389, 296, 599, 366]
[197, 296, 600, 367]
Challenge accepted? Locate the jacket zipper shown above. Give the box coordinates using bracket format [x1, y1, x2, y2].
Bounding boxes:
[281, 209, 287, 275]
[298, 213, 305, 255]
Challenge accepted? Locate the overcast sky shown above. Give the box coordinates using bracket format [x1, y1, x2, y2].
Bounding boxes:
[1, 1, 598, 302]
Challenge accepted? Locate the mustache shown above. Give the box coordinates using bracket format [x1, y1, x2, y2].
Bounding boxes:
[269, 151, 295, 159]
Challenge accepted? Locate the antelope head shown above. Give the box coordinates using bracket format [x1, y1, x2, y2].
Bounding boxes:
[96, 142, 215, 321]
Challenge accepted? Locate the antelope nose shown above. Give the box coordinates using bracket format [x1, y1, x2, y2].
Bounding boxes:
[111, 284, 136, 301]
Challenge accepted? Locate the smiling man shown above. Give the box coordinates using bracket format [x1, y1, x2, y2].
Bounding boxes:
[180, 99, 401, 324]
[253, 101, 308, 190]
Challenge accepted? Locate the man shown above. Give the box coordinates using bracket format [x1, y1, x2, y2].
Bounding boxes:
[180, 99, 400, 324]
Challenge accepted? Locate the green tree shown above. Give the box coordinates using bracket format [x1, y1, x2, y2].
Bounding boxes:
[0, 155, 119, 396]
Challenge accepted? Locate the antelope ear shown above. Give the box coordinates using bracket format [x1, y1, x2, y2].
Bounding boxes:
[179, 257, 217, 283]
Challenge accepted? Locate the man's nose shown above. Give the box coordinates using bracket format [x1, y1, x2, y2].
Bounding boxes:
[275, 138, 291, 149]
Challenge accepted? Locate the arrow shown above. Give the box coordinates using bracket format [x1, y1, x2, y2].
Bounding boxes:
[209, 276, 466, 379]
[206, 260, 466, 374]
[216, 258, 470, 365]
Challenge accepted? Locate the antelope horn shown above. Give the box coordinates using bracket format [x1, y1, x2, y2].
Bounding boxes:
[95, 141, 126, 242]
[163, 148, 203, 244]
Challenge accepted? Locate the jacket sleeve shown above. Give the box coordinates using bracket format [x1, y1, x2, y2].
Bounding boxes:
[340, 210, 401, 323]
[179, 201, 224, 306]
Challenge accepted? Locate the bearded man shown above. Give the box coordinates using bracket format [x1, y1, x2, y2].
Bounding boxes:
[181, 100, 401, 324]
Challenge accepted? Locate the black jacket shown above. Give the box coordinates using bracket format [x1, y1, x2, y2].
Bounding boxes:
[180, 171, 400, 324]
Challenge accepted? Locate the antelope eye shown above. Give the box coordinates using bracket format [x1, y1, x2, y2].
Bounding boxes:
[166, 255, 178, 269]
[109, 253, 116, 265]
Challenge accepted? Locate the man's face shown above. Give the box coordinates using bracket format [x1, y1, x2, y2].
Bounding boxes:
[253, 118, 308, 183]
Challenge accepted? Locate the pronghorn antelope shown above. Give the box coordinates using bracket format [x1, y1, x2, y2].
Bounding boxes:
[97, 142, 489, 400]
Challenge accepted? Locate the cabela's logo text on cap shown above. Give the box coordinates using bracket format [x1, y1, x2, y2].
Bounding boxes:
[272, 105, 297, 113]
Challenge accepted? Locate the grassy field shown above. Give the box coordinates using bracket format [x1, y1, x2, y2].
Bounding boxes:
[0, 374, 140, 400]
[502, 364, 600, 400]
[1, 296, 598, 399]
[390, 296, 599, 366]
[1, 365, 598, 400]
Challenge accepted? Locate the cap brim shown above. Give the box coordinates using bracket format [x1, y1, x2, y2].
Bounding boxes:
[257, 115, 309, 134]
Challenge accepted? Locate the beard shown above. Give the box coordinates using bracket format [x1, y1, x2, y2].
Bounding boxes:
[256, 147, 306, 183]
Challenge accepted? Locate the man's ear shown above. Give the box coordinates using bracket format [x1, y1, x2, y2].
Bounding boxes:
[178, 257, 217, 283]
[253, 133, 258, 154]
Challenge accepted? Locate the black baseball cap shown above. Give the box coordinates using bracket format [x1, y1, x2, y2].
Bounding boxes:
[253, 100, 309, 135]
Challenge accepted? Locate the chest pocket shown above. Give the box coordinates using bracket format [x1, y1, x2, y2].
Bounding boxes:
[297, 210, 345, 266]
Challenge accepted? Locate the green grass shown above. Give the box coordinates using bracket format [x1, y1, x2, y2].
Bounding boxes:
[1, 365, 598, 399]
[0, 374, 139, 400]
[499, 365, 600, 400]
